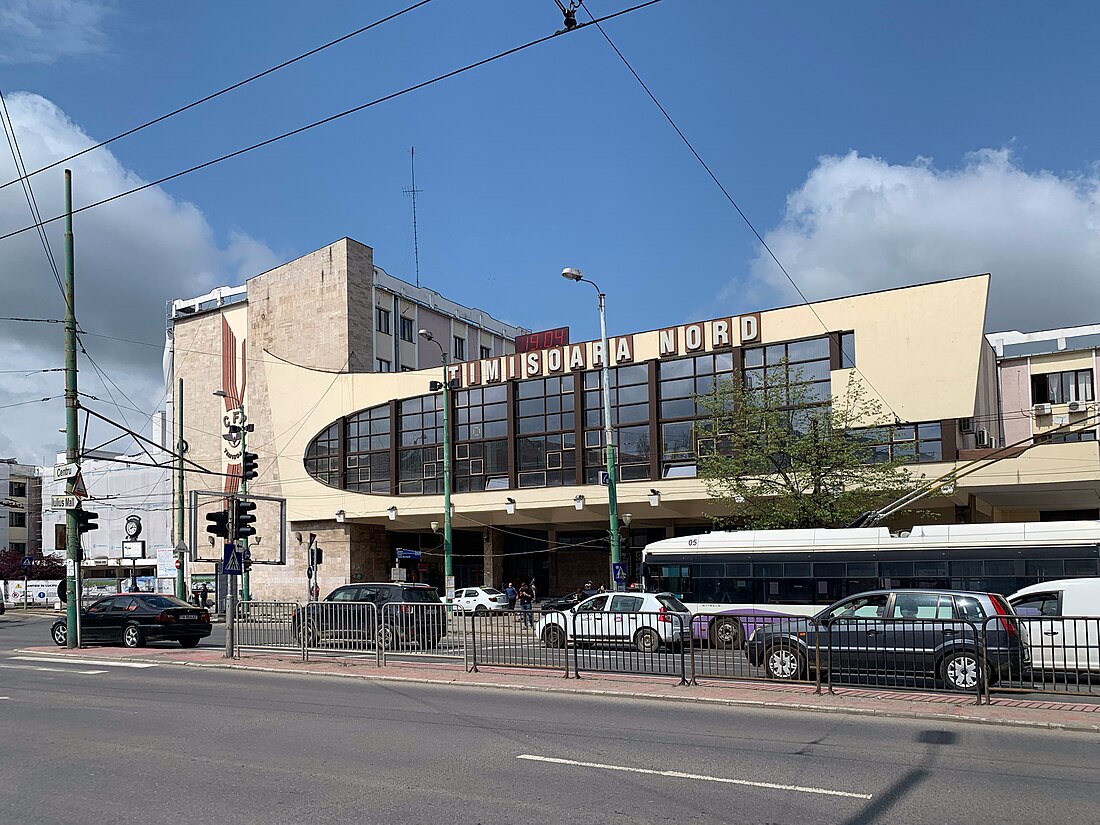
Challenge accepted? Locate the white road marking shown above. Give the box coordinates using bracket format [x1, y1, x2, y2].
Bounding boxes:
[516, 754, 872, 800]
[0, 664, 107, 675]
[9, 656, 157, 669]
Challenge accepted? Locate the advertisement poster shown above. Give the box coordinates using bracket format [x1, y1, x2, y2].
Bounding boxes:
[156, 548, 176, 578]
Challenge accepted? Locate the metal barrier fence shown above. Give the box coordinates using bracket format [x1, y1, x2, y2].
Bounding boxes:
[824, 617, 986, 704]
[691, 611, 821, 689]
[299, 601, 381, 665]
[469, 608, 569, 675]
[379, 602, 469, 668]
[570, 610, 689, 684]
[983, 614, 1100, 699]
[234, 601, 302, 655]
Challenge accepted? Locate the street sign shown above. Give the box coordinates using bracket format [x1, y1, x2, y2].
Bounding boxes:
[612, 562, 627, 583]
[51, 494, 79, 510]
[53, 462, 79, 480]
[599, 471, 610, 486]
[396, 548, 422, 560]
[222, 542, 243, 575]
[20, 555, 33, 569]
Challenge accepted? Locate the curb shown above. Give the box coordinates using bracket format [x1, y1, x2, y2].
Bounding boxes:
[15, 648, 1100, 734]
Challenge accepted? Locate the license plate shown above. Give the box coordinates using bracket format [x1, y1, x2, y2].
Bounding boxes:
[179, 614, 197, 620]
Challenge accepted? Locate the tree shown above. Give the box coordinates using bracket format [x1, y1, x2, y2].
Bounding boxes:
[0, 549, 65, 581]
[696, 364, 924, 529]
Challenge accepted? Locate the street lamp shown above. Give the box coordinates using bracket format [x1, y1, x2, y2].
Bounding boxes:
[418, 329, 453, 602]
[561, 267, 621, 590]
[213, 389, 253, 602]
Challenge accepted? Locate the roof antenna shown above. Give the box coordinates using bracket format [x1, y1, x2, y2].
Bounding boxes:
[403, 146, 423, 288]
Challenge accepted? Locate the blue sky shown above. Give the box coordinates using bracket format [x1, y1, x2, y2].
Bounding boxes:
[2, 0, 1100, 461]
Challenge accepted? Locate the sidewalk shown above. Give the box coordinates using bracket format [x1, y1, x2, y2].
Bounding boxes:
[17, 644, 1100, 733]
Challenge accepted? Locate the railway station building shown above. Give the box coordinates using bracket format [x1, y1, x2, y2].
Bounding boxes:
[170, 239, 1100, 603]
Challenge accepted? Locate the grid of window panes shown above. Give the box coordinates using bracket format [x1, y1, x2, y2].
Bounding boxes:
[657, 352, 735, 479]
[455, 384, 509, 492]
[743, 336, 831, 405]
[583, 364, 652, 483]
[515, 375, 576, 488]
[855, 421, 943, 463]
[397, 394, 445, 494]
[1031, 369, 1094, 404]
[304, 423, 340, 485]
[345, 405, 391, 493]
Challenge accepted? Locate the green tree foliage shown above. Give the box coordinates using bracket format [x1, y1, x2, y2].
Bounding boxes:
[696, 365, 923, 529]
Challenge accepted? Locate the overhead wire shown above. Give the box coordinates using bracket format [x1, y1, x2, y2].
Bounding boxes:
[0, 0, 666, 246]
[0, 0, 439, 194]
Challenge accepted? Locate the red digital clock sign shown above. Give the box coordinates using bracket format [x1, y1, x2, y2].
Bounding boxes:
[514, 326, 570, 353]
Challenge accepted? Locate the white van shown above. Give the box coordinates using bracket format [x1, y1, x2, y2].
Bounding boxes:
[1008, 579, 1100, 673]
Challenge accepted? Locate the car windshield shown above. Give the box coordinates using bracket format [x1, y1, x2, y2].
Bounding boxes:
[656, 594, 689, 613]
[401, 587, 441, 603]
[141, 595, 193, 609]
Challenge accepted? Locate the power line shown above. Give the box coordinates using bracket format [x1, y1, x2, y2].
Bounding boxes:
[0, 1, 665, 246]
[0, 0, 439, 195]
[577, 2, 899, 421]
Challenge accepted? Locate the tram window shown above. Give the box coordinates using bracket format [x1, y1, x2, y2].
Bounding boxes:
[950, 561, 983, 577]
[847, 562, 877, 577]
[1065, 558, 1098, 577]
[755, 563, 782, 578]
[915, 561, 946, 577]
[784, 563, 811, 577]
[1026, 559, 1064, 577]
[814, 563, 845, 577]
[724, 563, 750, 577]
[696, 563, 724, 577]
[985, 560, 1017, 577]
[881, 561, 913, 578]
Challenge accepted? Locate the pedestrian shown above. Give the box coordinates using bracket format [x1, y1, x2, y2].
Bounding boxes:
[198, 583, 209, 608]
[505, 581, 517, 613]
[518, 582, 534, 628]
[529, 578, 538, 602]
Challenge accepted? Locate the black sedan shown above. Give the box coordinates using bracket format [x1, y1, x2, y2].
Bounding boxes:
[539, 589, 602, 612]
[51, 593, 213, 648]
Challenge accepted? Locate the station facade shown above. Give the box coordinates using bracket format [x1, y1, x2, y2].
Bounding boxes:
[168, 241, 1100, 604]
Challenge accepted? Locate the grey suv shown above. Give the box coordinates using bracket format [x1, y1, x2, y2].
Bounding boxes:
[745, 589, 1025, 690]
[291, 583, 445, 649]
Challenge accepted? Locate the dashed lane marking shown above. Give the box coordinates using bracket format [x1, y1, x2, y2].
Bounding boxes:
[0, 664, 107, 675]
[516, 754, 873, 800]
[8, 656, 157, 669]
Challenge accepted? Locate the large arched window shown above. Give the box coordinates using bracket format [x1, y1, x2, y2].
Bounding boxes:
[304, 422, 340, 486]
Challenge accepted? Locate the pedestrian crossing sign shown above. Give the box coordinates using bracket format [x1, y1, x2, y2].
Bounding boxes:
[223, 543, 243, 575]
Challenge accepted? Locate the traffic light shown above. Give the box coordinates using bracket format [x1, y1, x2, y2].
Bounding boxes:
[75, 507, 99, 535]
[242, 451, 259, 481]
[234, 498, 257, 540]
[205, 509, 230, 539]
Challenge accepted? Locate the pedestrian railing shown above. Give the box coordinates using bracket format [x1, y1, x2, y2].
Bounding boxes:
[469, 608, 570, 676]
[691, 611, 822, 690]
[379, 602, 469, 668]
[824, 617, 985, 704]
[569, 610, 689, 684]
[982, 614, 1100, 699]
[234, 601, 302, 655]
[298, 600, 382, 665]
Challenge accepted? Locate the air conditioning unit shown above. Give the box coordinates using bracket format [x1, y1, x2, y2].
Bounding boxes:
[1068, 400, 1087, 413]
[958, 417, 975, 434]
[1033, 403, 1053, 416]
[975, 429, 992, 448]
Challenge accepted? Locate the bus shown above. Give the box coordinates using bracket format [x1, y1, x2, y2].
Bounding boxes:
[642, 521, 1100, 642]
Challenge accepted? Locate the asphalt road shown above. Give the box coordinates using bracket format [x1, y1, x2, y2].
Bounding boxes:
[2, 612, 1100, 824]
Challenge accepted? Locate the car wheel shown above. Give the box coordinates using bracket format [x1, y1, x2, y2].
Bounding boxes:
[542, 625, 566, 649]
[376, 624, 397, 651]
[179, 637, 200, 648]
[765, 644, 804, 680]
[51, 622, 67, 647]
[940, 651, 982, 691]
[634, 627, 661, 654]
[474, 605, 488, 615]
[295, 620, 320, 647]
[122, 624, 145, 649]
[710, 617, 743, 649]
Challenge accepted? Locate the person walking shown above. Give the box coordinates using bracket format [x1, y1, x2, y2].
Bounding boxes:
[505, 582, 518, 613]
[198, 582, 209, 609]
[518, 582, 535, 628]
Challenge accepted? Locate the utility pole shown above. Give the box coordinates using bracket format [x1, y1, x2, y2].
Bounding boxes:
[63, 169, 78, 648]
[417, 329, 453, 604]
[176, 377, 186, 599]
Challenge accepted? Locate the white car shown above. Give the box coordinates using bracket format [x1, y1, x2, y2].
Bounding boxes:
[536, 591, 692, 653]
[1010, 578, 1100, 673]
[453, 586, 509, 614]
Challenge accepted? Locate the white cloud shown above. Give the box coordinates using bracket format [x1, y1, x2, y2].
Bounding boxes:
[0, 92, 279, 465]
[0, 0, 114, 65]
[745, 149, 1100, 332]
